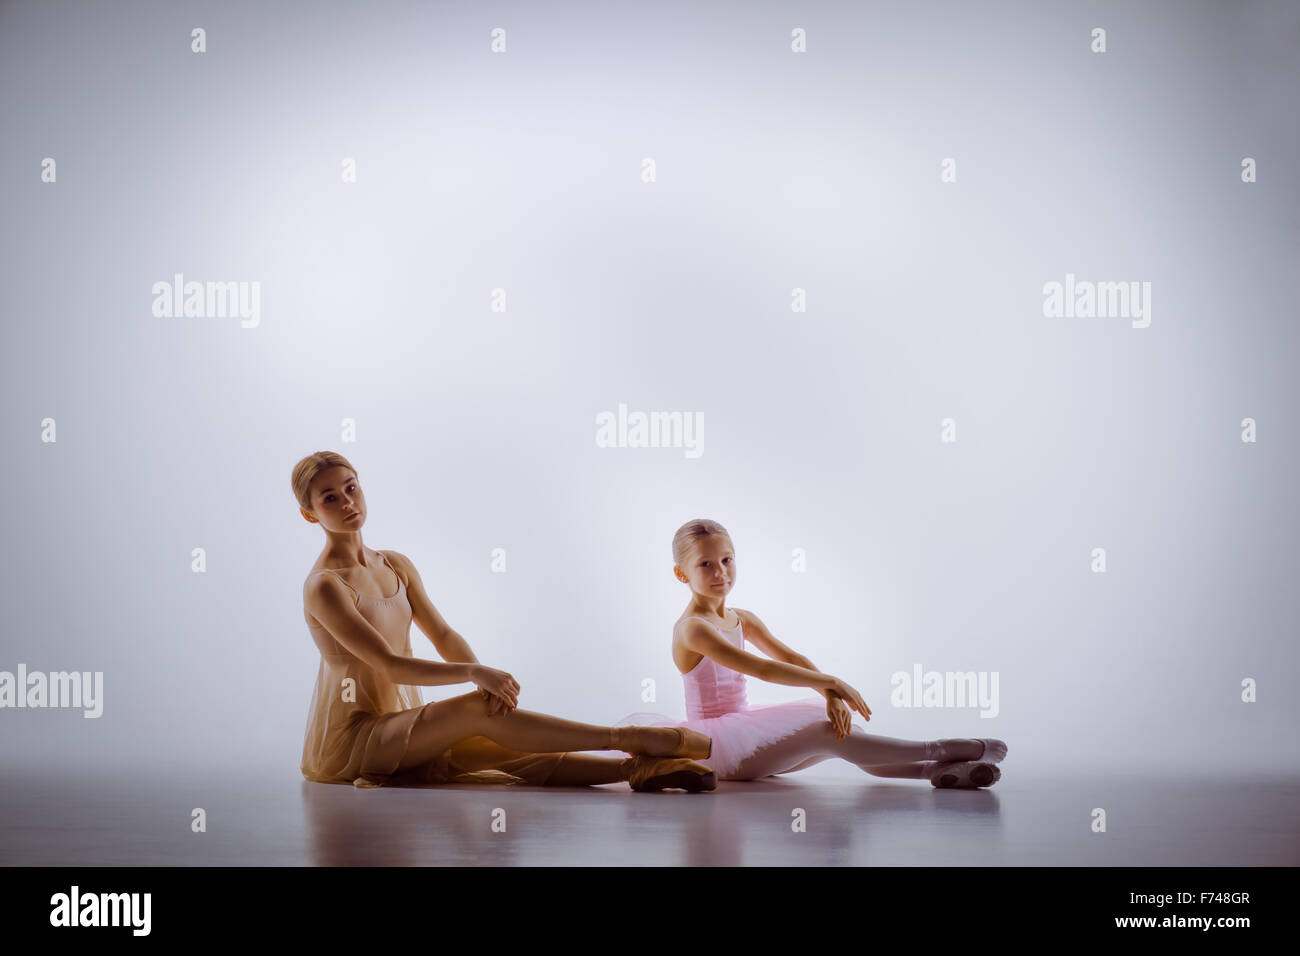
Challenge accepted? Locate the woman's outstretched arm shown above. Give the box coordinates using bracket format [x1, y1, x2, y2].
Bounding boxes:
[383, 550, 514, 712]
[305, 572, 479, 688]
[384, 550, 482, 664]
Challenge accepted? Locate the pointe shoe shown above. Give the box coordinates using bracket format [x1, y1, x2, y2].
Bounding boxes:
[628, 756, 717, 793]
[972, 738, 1008, 763]
[668, 727, 712, 759]
[612, 726, 713, 760]
[930, 760, 1001, 789]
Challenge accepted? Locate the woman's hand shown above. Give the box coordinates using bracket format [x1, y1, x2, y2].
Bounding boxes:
[478, 688, 514, 716]
[470, 664, 520, 710]
[826, 695, 852, 738]
[827, 677, 871, 722]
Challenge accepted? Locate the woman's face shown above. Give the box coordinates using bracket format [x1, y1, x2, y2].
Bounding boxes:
[304, 466, 367, 532]
[676, 535, 736, 599]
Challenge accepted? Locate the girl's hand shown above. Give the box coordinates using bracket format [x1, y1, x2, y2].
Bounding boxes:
[826, 695, 852, 739]
[471, 664, 520, 709]
[828, 678, 871, 722]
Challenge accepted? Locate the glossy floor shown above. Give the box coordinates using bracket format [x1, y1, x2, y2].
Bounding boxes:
[1, 761, 1295, 866]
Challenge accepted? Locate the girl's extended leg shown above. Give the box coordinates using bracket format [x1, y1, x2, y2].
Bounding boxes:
[727, 724, 985, 780]
[393, 692, 672, 776]
[856, 762, 941, 779]
[778, 754, 939, 779]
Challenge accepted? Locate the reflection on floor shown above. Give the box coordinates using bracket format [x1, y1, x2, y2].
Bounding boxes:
[1, 762, 1296, 866]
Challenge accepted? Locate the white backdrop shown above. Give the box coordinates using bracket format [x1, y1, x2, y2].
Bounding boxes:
[2, 0, 1296, 779]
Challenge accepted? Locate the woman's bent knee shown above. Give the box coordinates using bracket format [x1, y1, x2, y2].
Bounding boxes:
[416, 692, 491, 726]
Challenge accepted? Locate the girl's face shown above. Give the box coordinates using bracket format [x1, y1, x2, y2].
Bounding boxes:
[676, 535, 736, 599]
[303, 466, 367, 532]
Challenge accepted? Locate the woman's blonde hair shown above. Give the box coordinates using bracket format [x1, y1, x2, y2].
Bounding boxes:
[672, 518, 732, 568]
[290, 450, 358, 514]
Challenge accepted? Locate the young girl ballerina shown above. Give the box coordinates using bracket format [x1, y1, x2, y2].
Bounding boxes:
[618, 519, 1008, 788]
[293, 451, 717, 792]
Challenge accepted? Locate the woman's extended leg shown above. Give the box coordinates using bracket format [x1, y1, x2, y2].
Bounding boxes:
[540, 754, 633, 786]
[727, 724, 987, 780]
[437, 735, 633, 786]
[393, 692, 680, 775]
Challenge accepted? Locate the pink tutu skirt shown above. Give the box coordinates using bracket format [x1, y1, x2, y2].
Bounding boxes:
[617, 698, 839, 778]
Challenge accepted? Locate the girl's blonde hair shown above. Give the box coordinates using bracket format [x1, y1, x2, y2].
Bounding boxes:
[672, 518, 732, 568]
[290, 450, 358, 514]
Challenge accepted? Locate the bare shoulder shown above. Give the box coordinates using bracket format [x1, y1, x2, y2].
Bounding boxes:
[302, 566, 350, 622]
[674, 615, 706, 638]
[672, 615, 709, 649]
[676, 615, 722, 644]
[303, 565, 343, 596]
[380, 549, 413, 583]
[672, 617, 709, 674]
[733, 607, 764, 632]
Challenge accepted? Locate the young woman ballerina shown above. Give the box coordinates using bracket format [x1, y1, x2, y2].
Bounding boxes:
[618, 519, 1008, 788]
[293, 451, 717, 792]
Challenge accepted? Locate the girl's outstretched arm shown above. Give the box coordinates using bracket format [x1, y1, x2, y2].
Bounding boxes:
[685, 614, 872, 720]
[735, 608, 837, 701]
[681, 617, 834, 691]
